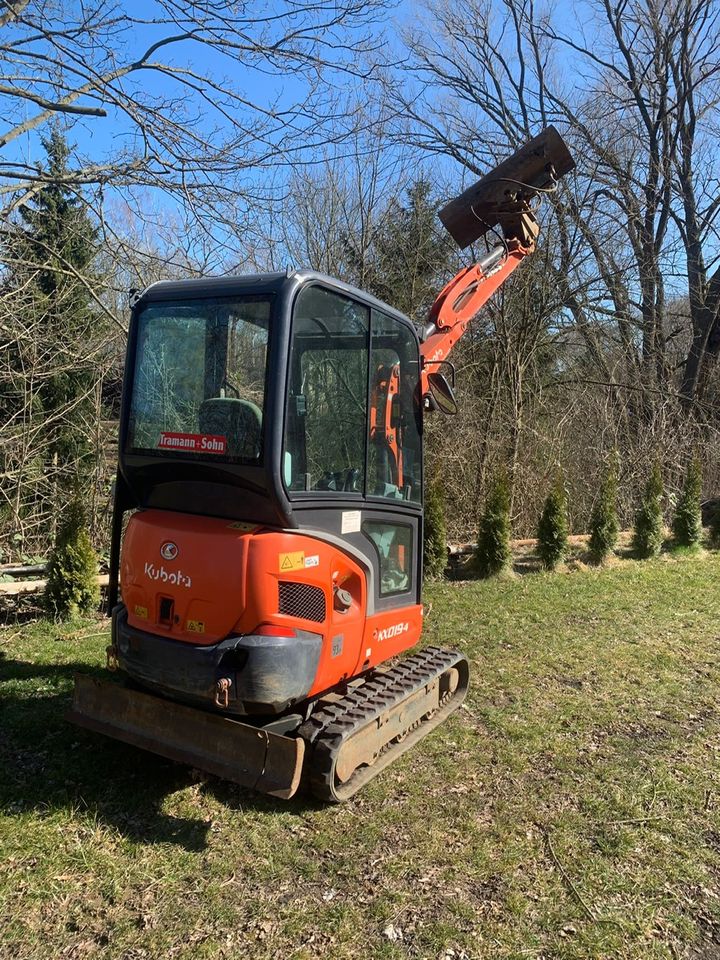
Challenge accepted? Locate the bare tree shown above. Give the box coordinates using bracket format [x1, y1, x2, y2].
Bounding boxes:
[249, 107, 422, 282]
[390, 0, 720, 416]
[0, 0, 391, 231]
[0, 1, 400, 558]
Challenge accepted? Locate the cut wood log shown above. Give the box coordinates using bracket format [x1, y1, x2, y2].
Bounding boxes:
[0, 574, 109, 597]
[0, 564, 47, 578]
[448, 531, 633, 556]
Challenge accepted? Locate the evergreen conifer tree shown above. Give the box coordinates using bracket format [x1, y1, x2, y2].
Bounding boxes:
[45, 498, 100, 619]
[589, 456, 620, 563]
[632, 463, 665, 558]
[349, 178, 457, 320]
[1, 126, 101, 529]
[672, 457, 702, 548]
[537, 478, 569, 570]
[476, 468, 512, 577]
[19, 128, 99, 475]
[423, 475, 448, 579]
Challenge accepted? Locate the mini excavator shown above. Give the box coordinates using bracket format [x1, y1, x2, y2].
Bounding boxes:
[69, 128, 574, 801]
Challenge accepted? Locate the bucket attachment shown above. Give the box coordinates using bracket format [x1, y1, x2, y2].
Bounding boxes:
[439, 126, 575, 249]
[68, 675, 305, 799]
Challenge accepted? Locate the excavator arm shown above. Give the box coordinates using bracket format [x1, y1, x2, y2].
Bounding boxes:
[420, 239, 532, 387]
[419, 125, 575, 406]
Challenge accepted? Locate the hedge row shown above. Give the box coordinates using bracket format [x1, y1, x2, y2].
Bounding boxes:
[468, 457, 708, 579]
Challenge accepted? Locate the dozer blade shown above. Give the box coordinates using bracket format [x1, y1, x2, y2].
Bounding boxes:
[439, 125, 575, 249]
[68, 675, 305, 799]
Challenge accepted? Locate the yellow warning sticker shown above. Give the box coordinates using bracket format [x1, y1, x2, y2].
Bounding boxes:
[279, 551, 305, 572]
[134, 604, 148, 619]
[227, 521, 257, 532]
[186, 619, 205, 634]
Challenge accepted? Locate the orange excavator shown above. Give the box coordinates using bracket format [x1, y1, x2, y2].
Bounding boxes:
[69, 128, 574, 801]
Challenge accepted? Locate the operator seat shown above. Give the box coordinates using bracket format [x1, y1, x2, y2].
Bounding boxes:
[199, 397, 262, 460]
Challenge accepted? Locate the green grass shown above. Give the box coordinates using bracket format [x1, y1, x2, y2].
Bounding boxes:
[2, 555, 720, 958]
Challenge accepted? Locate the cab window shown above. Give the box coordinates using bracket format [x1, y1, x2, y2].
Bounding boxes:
[283, 287, 422, 503]
[127, 296, 270, 463]
[284, 286, 369, 493]
[368, 310, 422, 503]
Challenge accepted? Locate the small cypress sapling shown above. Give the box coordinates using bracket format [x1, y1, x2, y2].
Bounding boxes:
[588, 456, 620, 563]
[423, 475, 448, 579]
[476, 468, 512, 577]
[672, 457, 702, 548]
[632, 463, 664, 559]
[537, 478, 569, 570]
[45, 498, 100, 619]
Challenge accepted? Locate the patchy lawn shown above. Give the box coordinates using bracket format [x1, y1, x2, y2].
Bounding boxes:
[2, 555, 720, 959]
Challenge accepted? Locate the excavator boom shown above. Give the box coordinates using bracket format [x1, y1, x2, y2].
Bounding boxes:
[420, 241, 528, 378]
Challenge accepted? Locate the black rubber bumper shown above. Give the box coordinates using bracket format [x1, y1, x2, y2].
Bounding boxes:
[112, 606, 322, 715]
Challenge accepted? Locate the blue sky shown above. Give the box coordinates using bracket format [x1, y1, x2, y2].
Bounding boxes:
[3, 2, 404, 192]
[1, 1, 411, 271]
[7, 0, 697, 299]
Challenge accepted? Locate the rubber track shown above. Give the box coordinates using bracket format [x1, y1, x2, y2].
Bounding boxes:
[299, 646, 469, 802]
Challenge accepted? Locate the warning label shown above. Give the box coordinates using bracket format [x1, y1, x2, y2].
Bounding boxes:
[157, 431, 227, 455]
[278, 552, 322, 571]
[227, 521, 257, 532]
[341, 510, 361, 534]
[279, 551, 305, 572]
[186, 619, 205, 634]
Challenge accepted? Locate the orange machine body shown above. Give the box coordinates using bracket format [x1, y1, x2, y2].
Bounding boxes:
[118, 508, 422, 711]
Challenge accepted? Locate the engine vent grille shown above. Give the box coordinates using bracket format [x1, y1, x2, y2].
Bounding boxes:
[278, 581, 326, 622]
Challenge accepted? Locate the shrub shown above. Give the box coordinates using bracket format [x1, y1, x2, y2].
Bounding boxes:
[672, 457, 702, 548]
[537, 478, 569, 570]
[45, 498, 100, 619]
[632, 463, 664, 559]
[588, 456, 620, 563]
[476, 469, 512, 577]
[423, 475, 447, 579]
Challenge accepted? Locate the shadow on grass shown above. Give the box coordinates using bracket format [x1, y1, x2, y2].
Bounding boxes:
[0, 654, 320, 851]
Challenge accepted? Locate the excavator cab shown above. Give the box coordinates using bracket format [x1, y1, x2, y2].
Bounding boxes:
[113, 272, 424, 639]
[71, 272, 441, 801]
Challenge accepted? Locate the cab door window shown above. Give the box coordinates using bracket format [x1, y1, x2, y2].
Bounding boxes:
[284, 286, 369, 493]
[368, 311, 422, 503]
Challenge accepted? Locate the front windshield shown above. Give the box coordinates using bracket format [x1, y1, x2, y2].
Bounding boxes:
[126, 296, 271, 463]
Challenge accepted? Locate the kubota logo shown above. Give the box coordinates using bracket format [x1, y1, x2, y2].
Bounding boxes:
[160, 541, 178, 561]
[376, 621, 409, 642]
[144, 562, 192, 588]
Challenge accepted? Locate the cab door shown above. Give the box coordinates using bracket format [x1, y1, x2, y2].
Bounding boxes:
[362, 308, 423, 611]
[282, 284, 423, 614]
